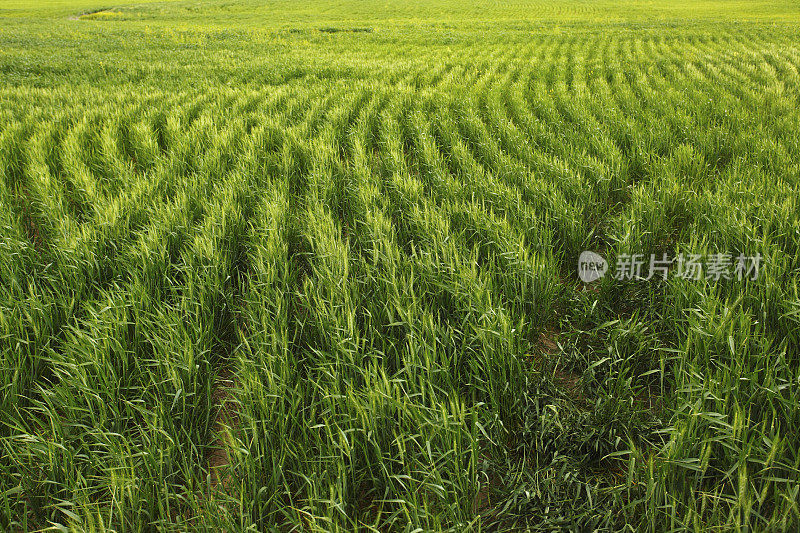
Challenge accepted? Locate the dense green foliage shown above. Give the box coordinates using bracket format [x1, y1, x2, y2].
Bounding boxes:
[2, 1, 800, 530]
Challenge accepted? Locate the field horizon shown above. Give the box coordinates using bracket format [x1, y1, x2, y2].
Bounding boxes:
[2, 1, 800, 531]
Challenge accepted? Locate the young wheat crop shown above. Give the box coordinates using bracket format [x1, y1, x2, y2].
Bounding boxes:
[1, 0, 799, 530]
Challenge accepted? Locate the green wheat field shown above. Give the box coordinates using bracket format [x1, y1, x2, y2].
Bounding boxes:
[2, 0, 800, 531]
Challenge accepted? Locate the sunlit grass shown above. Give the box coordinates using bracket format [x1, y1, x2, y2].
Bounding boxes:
[1, 0, 800, 531]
